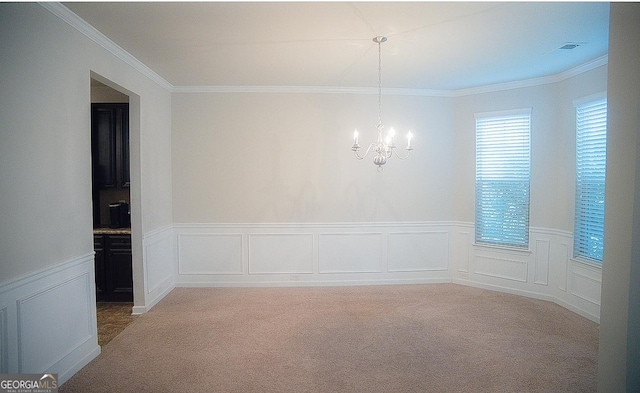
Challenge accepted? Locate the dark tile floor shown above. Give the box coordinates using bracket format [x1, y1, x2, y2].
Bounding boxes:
[97, 302, 136, 347]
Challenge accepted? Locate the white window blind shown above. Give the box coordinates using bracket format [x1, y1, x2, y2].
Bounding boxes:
[574, 98, 607, 263]
[475, 110, 531, 248]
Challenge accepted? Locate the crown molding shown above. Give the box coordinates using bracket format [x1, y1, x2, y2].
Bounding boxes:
[171, 85, 455, 97]
[40, 2, 173, 92]
[173, 56, 607, 96]
[559, 54, 608, 81]
[452, 55, 608, 97]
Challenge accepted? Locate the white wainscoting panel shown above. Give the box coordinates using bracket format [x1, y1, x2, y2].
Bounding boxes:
[558, 242, 570, 292]
[454, 230, 471, 274]
[569, 261, 602, 306]
[17, 273, 92, 372]
[145, 232, 175, 293]
[474, 255, 528, 283]
[249, 234, 314, 274]
[0, 254, 100, 384]
[387, 232, 449, 272]
[178, 233, 243, 275]
[175, 222, 454, 286]
[534, 239, 550, 286]
[319, 233, 382, 274]
[173, 222, 601, 322]
[141, 226, 176, 314]
[454, 225, 601, 322]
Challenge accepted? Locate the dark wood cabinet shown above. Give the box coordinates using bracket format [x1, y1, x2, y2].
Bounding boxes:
[91, 103, 130, 227]
[94, 235, 106, 300]
[91, 103, 129, 189]
[94, 233, 133, 302]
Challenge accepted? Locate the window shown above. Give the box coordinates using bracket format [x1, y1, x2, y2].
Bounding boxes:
[574, 97, 607, 263]
[475, 109, 531, 248]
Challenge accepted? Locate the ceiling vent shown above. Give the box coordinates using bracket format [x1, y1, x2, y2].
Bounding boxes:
[558, 42, 583, 50]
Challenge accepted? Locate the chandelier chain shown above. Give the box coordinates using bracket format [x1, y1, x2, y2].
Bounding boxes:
[378, 39, 382, 128]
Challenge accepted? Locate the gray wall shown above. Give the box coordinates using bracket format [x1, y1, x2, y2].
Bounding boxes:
[0, 2, 173, 292]
[598, 3, 640, 391]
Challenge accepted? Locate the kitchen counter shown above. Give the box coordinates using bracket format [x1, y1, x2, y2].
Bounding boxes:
[93, 227, 131, 235]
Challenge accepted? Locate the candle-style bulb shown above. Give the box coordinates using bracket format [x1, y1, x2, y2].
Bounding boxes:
[407, 132, 413, 148]
[353, 129, 359, 145]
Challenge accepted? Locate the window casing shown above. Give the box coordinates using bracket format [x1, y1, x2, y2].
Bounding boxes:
[573, 97, 607, 263]
[475, 109, 531, 248]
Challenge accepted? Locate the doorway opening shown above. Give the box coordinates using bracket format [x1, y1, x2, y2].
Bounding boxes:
[90, 75, 138, 344]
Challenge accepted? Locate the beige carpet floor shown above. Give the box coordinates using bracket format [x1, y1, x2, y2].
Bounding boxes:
[62, 284, 598, 392]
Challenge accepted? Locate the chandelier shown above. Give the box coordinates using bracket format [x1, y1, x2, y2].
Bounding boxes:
[352, 36, 414, 171]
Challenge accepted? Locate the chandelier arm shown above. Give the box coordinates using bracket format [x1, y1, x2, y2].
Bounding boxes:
[389, 147, 413, 160]
[353, 143, 375, 160]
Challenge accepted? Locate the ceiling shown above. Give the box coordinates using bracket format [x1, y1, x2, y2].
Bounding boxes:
[65, 2, 610, 91]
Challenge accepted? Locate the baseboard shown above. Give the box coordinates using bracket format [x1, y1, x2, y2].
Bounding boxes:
[554, 297, 600, 323]
[453, 277, 599, 323]
[176, 277, 452, 288]
[452, 277, 555, 302]
[58, 345, 101, 385]
[131, 305, 147, 315]
[132, 279, 175, 315]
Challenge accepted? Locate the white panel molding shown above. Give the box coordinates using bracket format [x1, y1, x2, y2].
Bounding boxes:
[175, 222, 454, 286]
[559, 242, 570, 292]
[454, 223, 600, 322]
[139, 226, 176, 315]
[474, 255, 528, 283]
[455, 231, 471, 274]
[534, 239, 550, 285]
[318, 233, 383, 274]
[0, 253, 100, 384]
[178, 233, 244, 275]
[569, 261, 602, 306]
[172, 222, 601, 322]
[17, 273, 93, 372]
[248, 233, 314, 275]
[387, 231, 449, 272]
[144, 229, 176, 294]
